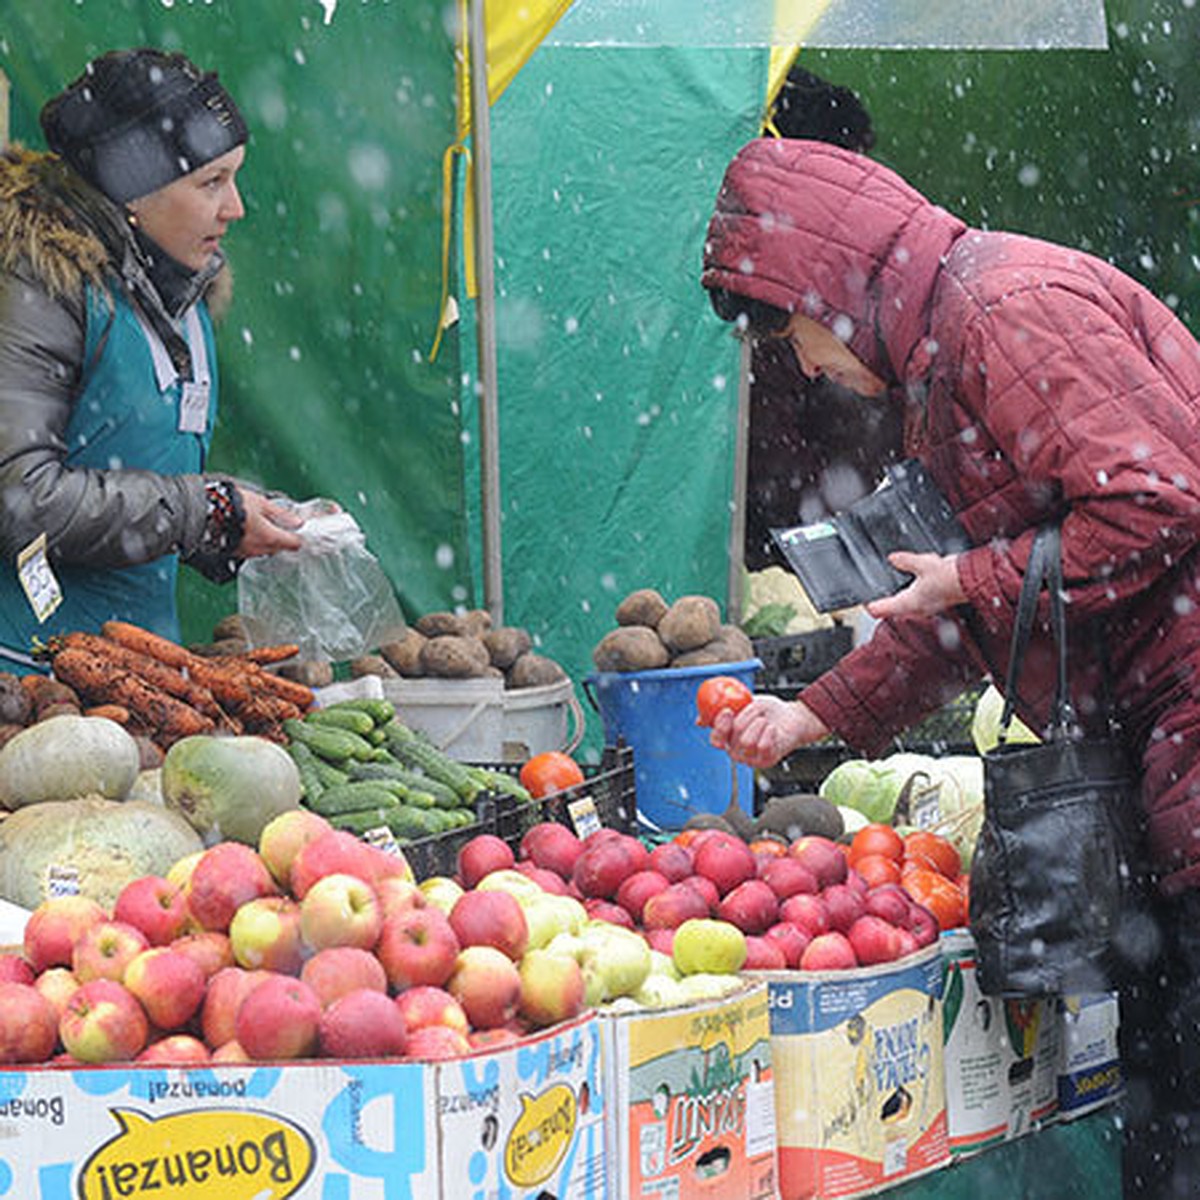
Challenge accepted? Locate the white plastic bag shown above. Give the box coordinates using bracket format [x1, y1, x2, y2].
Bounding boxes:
[237, 499, 406, 662]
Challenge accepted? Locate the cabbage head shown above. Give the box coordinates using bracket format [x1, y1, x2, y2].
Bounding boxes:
[818, 754, 937, 824]
[971, 685, 1040, 755]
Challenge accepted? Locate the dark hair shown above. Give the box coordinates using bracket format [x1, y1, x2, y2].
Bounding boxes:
[770, 66, 875, 153]
[707, 288, 792, 335]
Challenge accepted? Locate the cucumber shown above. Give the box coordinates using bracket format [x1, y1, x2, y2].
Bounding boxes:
[385, 806, 443, 839]
[381, 722, 480, 802]
[330, 808, 398, 836]
[305, 707, 376, 737]
[284, 718, 385, 764]
[326, 697, 396, 726]
[311, 756, 351, 790]
[306, 781, 401, 817]
[469, 767, 533, 804]
[287, 742, 326, 804]
[344, 761, 462, 809]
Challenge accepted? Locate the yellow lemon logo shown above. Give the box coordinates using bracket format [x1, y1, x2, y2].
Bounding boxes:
[78, 1107, 315, 1200]
[504, 1084, 577, 1187]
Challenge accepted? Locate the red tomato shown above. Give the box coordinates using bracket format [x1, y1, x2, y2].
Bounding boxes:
[902, 867, 967, 931]
[848, 823, 905, 865]
[852, 852, 903, 888]
[518, 751, 585, 799]
[694, 676, 754, 727]
[903, 830, 962, 879]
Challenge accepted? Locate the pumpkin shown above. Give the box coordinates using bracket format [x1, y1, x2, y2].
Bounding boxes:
[161, 735, 302, 847]
[0, 796, 204, 910]
[0, 715, 140, 809]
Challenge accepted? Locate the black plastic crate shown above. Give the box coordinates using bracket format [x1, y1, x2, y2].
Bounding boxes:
[395, 745, 636, 881]
[753, 627, 854, 696]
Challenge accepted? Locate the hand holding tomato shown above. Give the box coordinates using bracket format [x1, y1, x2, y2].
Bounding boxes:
[694, 676, 754, 727]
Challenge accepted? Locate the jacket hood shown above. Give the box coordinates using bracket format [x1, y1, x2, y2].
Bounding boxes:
[702, 139, 967, 384]
[0, 145, 232, 320]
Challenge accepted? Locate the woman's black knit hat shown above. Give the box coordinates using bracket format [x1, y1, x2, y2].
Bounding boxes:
[40, 48, 248, 204]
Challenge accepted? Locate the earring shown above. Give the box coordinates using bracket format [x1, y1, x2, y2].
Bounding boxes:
[126, 207, 139, 228]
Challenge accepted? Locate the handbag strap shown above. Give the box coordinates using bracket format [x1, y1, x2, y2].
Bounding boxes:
[999, 522, 1076, 743]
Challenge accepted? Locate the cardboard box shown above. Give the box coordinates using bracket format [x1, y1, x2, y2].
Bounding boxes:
[940, 929, 1059, 1155]
[0, 1012, 606, 1199]
[600, 980, 780, 1200]
[1056, 992, 1122, 1120]
[752, 945, 949, 1200]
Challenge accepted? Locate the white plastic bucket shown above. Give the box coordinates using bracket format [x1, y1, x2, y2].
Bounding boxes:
[381, 677, 505, 761]
[501, 678, 585, 762]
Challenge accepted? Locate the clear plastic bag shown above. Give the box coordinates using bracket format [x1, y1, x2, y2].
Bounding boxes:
[236, 498, 406, 662]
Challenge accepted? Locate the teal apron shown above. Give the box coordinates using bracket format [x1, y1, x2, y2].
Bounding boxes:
[0, 283, 217, 668]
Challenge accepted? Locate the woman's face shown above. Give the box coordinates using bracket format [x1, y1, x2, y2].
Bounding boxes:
[779, 312, 886, 397]
[128, 145, 246, 272]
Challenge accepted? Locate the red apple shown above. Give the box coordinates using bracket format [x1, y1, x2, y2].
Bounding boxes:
[228, 896, 306, 974]
[394, 985, 470, 1036]
[319, 988, 408, 1059]
[467, 1027, 523, 1052]
[0, 981, 58, 1063]
[235, 973, 322, 1060]
[680, 874, 720, 913]
[519, 822, 583, 880]
[895, 928, 921, 958]
[60, 979, 149, 1063]
[572, 834, 649, 900]
[405, 1023, 471, 1060]
[905, 902, 940, 948]
[642, 882, 710, 931]
[72, 920, 149, 984]
[649, 841, 694, 883]
[847, 915, 902, 966]
[123, 947, 207, 1030]
[457, 833, 516, 889]
[760, 857, 820, 901]
[376, 907, 461, 991]
[644, 927, 675, 955]
[375, 876, 427, 920]
[448, 889, 528, 960]
[211, 1039, 251, 1063]
[764, 921, 811, 968]
[290, 829, 405, 899]
[113, 875, 190, 946]
[33, 966, 80, 1021]
[187, 842, 278, 933]
[844, 868, 869, 897]
[258, 808, 334, 886]
[716, 879, 780, 935]
[788, 836, 848, 889]
[615, 870, 671, 925]
[799, 931, 858, 971]
[583, 899, 636, 929]
[169, 930, 234, 979]
[515, 862, 571, 895]
[692, 833, 757, 897]
[200, 966, 271, 1049]
[518, 948, 586, 1028]
[779, 892, 830, 938]
[0, 953, 34, 985]
[136, 1034, 211, 1065]
[743, 935, 789, 970]
[299, 872, 383, 952]
[822, 883, 866, 933]
[23, 895, 108, 973]
[864, 884, 912, 927]
[301, 946, 388, 1009]
[447, 945, 522, 1030]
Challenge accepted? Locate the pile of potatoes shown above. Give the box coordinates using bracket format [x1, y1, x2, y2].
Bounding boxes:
[354, 609, 568, 690]
[591, 588, 754, 673]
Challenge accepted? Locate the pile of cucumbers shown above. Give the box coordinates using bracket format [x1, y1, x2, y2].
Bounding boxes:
[282, 699, 531, 843]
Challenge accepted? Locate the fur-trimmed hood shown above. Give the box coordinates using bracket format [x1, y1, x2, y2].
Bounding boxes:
[0, 145, 232, 319]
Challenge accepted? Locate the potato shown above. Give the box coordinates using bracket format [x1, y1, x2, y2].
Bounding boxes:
[273, 659, 335, 688]
[420, 635, 491, 678]
[673, 624, 756, 668]
[592, 627, 669, 673]
[0, 676, 31, 727]
[615, 588, 669, 628]
[212, 613, 253, 642]
[460, 608, 493, 638]
[415, 611, 465, 637]
[380, 629, 428, 677]
[657, 595, 721, 653]
[349, 654, 399, 679]
[507, 653, 567, 689]
[670, 646, 729, 668]
[0, 724, 24, 751]
[484, 627, 533, 670]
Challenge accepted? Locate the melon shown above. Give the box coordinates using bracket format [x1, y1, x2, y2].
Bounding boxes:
[161, 735, 302, 847]
[0, 715, 140, 809]
[0, 796, 204, 910]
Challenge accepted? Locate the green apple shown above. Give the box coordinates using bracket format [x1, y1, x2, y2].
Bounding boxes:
[648, 949, 681, 980]
[523, 895, 588, 951]
[632, 974, 687, 1009]
[418, 876, 464, 915]
[577, 923, 652, 1002]
[475, 869, 544, 900]
[672, 918, 747, 977]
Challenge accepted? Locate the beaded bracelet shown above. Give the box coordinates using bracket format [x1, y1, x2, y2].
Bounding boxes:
[202, 479, 246, 557]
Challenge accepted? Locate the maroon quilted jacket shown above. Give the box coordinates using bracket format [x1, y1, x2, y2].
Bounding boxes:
[703, 138, 1200, 892]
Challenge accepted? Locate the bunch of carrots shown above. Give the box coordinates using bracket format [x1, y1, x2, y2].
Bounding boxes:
[41, 621, 315, 750]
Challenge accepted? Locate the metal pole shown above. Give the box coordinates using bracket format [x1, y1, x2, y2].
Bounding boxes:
[467, 0, 504, 625]
[0, 71, 9, 150]
[725, 338, 752, 623]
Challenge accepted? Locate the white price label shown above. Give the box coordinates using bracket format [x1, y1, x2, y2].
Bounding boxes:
[17, 534, 62, 624]
[46, 864, 81, 898]
[567, 796, 602, 840]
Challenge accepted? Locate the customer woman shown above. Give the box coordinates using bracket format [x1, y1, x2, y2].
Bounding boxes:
[0, 48, 302, 667]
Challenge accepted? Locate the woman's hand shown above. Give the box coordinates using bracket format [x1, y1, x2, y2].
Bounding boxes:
[708, 694, 830, 769]
[235, 490, 304, 558]
[866, 551, 966, 620]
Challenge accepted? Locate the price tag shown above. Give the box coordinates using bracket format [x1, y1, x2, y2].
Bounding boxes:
[17, 533, 62, 624]
[178, 381, 210, 434]
[567, 796, 602, 840]
[908, 780, 944, 829]
[46, 864, 81, 898]
[362, 826, 404, 858]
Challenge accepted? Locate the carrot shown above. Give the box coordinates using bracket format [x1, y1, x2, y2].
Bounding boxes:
[100, 621, 193, 669]
[242, 643, 300, 665]
[181, 655, 254, 708]
[236, 693, 303, 729]
[61, 632, 223, 720]
[83, 704, 131, 724]
[51, 647, 215, 741]
[230, 661, 314, 711]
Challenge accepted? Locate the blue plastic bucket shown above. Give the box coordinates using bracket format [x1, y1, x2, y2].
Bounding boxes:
[583, 659, 761, 831]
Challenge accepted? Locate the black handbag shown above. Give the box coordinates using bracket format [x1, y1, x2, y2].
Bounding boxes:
[968, 522, 1143, 997]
